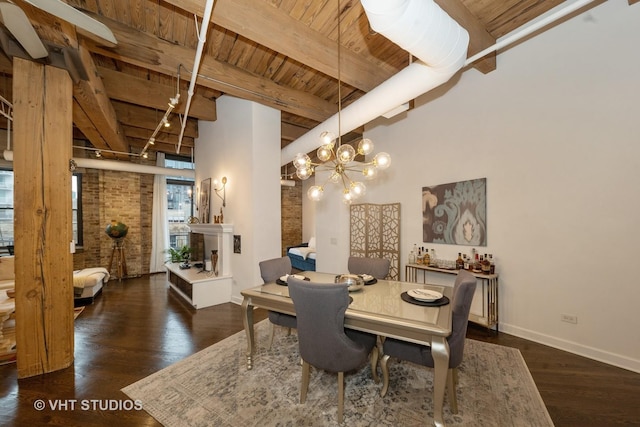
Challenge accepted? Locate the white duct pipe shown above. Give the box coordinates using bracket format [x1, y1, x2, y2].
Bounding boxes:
[280, 179, 296, 187]
[2, 150, 195, 178]
[282, 0, 597, 166]
[281, 0, 469, 165]
[73, 157, 195, 178]
[176, 0, 215, 153]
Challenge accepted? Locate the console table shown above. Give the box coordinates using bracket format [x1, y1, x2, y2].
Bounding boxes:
[405, 264, 499, 330]
[165, 263, 232, 309]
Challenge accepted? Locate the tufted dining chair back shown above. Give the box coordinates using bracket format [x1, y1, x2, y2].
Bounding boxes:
[347, 256, 390, 279]
[379, 270, 477, 413]
[288, 277, 378, 423]
[258, 256, 297, 348]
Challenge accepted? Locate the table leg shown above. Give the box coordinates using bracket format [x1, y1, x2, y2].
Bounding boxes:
[430, 336, 450, 427]
[241, 297, 255, 370]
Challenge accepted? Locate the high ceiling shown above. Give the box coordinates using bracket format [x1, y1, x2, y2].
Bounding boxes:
[0, 0, 612, 165]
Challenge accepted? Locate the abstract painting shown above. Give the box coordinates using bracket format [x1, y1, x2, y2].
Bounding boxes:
[422, 178, 486, 246]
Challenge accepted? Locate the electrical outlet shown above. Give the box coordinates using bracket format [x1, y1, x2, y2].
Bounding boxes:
[561, 314, 578, 324]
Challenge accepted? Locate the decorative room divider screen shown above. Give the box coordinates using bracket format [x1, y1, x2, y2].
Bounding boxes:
[349, 203, 400, 280]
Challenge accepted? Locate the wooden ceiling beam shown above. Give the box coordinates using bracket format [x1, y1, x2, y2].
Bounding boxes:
[122, 125, 194, 147]
[83, 13, 338, 122]
[281, 122, 310, 144]
[127, 137, 194, 157]
[434, 0, 496, 74]
[73, 41, 129, 154]
[98, 67, 217, 121]
[167, 0, 495, 80]
[112, 101, 198, 138]
[162, 0, 399, 92]
[72, 99, 123, 160]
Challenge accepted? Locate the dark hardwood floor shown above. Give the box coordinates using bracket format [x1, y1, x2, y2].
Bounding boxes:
[1, 274, 638, 426]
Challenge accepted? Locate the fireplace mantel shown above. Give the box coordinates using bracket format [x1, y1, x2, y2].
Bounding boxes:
[188, 223, 234, 235]
[188, 223, 234, 278]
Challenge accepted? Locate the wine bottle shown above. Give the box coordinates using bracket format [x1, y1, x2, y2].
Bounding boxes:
[456, 253, 464, 270]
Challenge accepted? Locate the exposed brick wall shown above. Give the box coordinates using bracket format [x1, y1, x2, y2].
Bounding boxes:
[74, 159, 303, 271]
[281, 183, 302, 256]
[73, 159, 154, 277]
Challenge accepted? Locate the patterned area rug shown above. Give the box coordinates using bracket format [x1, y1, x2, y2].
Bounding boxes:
[122, 320, 553, 426]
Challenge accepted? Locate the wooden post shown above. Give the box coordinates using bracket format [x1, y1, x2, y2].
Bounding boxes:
[13, 58, 74, 378]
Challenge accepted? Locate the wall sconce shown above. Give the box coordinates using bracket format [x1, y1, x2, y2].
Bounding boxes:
[214, 176, 227, 207]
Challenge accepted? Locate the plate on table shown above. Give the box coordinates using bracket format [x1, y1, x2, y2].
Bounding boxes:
[407, 289, 443, 302]
[276, 274, 308, 286]
[358, 274, 377, 285]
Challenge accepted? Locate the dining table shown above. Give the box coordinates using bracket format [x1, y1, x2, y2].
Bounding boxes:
[240, 270, 454, 426]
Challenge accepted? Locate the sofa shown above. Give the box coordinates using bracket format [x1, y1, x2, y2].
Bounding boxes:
[73, 267, 110, 306]
[0, 256, 109, 306]
[287, 237, 316, 271]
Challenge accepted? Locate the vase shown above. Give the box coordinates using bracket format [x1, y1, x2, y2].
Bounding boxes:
[211, 250, 219, 276]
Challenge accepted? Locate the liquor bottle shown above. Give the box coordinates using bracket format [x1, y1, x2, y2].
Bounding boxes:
[473, 253, 481, 272]
[470, 248, 477, 270]
[416, 246, 423, 265]
[482, 253, 491, 274]
[423, 248, 430, 267]
[489, 254, 495, 274]
[456, 253, 464, 270]
[463, 254, 469, 270]
[429, 248, 436, 266]
[408, 248, 416, 264]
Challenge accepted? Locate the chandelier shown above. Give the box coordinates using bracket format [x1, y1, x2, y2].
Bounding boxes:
[292, 0, 390, 204]
[293, 136, 390, 204]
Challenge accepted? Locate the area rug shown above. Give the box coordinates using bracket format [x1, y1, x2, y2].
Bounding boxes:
[122, 320, 554, 426]
[73, 306, 85, 320]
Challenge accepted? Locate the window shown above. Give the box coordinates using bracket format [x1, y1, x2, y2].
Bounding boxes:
[164, 155, 195, 249]
[72, 173, 83, 246]
[0, 170, 13, 247]
[0, 169, 83, 247]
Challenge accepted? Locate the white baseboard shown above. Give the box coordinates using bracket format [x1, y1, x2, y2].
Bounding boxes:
[500, 322, 640, 374]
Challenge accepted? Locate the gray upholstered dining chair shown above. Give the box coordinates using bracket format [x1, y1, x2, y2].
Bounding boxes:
[287, 277, 379, 423]
[347, 256, 391, 279]
[380, 270, 477, 414]
[258, 256, 297, 349]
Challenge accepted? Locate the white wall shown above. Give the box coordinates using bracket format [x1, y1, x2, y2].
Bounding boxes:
[195, 95, 281, 303]
[314, 0, 640, 372]
[301, 179, 316, 242]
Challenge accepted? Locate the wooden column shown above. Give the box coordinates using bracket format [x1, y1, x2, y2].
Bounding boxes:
[13, 58, 74, 378]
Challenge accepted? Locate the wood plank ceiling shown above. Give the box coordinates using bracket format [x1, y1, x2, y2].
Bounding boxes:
[0, 0, 615, 167]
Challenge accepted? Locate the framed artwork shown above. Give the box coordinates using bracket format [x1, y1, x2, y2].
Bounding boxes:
[422, 178, 486, 246]
[199, 178, 211, 224]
